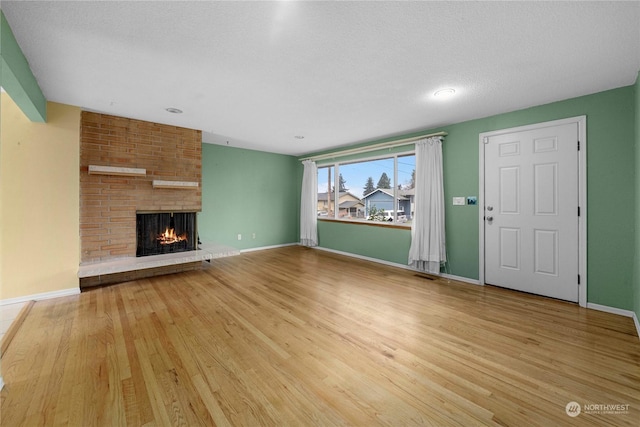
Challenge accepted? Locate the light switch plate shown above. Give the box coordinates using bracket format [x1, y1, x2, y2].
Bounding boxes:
[453, 197, 466, 206]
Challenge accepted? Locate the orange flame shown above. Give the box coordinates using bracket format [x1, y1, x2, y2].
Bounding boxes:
[157, 227, 188, 245]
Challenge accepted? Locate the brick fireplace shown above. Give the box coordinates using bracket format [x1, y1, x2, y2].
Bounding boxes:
[79, 111, 203, 287]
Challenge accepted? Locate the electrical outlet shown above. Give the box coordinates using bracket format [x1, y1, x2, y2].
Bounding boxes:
[237, 234, 242, 241]
[252, 233, 256, 239]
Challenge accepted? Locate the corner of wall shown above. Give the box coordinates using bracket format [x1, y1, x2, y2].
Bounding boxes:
[634, 69, 640, 334]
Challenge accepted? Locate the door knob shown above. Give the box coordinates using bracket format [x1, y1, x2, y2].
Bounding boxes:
[486, 216, 494, 221]
[487, 206, 493, 211]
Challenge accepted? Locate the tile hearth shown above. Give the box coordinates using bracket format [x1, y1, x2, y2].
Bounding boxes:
[78, 243, 239, 281]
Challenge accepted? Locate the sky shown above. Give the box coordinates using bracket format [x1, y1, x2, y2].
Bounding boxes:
[318, 154, 415, 197]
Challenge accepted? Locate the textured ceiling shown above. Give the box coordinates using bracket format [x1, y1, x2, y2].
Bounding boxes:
[3, 1, 639, 156]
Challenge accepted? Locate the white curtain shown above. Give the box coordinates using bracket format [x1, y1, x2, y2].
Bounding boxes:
[408, 137, 446, 273]
[300, 160, 318, 247]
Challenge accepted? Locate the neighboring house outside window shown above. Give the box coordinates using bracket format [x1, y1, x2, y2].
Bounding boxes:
[362, 189, 411, 220]
[399, 188, 415, 219]
[317, 152, 415, 226]
[317, 191, 365, 218]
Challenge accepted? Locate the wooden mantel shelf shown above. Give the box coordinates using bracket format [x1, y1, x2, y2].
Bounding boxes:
[152, 180, 199, 189]
[88, 165, 146, 177]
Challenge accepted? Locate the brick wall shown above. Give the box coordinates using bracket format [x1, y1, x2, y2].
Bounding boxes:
[80, 112, 202, 262]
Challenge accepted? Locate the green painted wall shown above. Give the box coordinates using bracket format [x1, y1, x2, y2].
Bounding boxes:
[0, 10, 46, 122]
[318, 221, 411, 265]
[634, 71, 640, 322]
[317, 85, 636, 310]
[200, 143, 301, 250]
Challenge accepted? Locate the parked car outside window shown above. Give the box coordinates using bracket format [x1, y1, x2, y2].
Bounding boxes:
[369, 210, 407, 223]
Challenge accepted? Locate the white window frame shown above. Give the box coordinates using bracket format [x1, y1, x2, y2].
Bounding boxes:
[318, 149, 415, 226]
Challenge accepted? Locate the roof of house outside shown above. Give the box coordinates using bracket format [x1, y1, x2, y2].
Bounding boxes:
[339, 200, 364, 209]
[362, 188, 409, 200]
[317, 191, 360, 201]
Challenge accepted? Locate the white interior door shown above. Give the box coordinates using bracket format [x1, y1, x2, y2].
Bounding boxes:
[482, 120, 580, 302]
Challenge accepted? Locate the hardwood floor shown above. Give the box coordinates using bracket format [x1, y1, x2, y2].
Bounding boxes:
[1, 246, 639, 426]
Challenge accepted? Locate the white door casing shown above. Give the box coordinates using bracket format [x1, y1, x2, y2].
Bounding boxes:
[479, 117, 587, 306]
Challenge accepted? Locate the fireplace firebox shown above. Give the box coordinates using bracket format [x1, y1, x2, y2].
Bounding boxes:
[136, 212, 197, 257]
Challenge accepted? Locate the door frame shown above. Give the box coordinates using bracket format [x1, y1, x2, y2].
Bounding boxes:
[478, 116, 587, 307]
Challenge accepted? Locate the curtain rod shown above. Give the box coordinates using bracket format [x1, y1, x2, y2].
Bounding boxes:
[300, 131, 447, 162]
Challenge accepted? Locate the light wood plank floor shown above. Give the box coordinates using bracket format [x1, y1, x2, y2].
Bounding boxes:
[2, 246, 639, 426]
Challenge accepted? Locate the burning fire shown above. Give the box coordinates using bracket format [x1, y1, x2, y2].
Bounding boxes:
[157, 227, 188, 245]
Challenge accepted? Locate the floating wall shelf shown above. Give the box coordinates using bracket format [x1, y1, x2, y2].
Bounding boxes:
[88, 165, 146, 177]
[152, 180, 199, 189]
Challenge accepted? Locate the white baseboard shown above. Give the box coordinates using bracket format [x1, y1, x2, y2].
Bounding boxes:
[587, 303, 640, 339]
[313, 246, 418, 271]
[240, 242, 298, 254]
[312, 246, 480, 286]
[586, 302, 635, 317]
[0, 287, 80, 306]
[440, 273, 481, 286]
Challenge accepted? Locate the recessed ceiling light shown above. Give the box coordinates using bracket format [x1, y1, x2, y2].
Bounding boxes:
[294, 135, 305, 139]
[165, 107, 183, 114]
[433, 88, 456, 99]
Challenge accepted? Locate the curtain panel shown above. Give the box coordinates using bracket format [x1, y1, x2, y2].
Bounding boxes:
[408, 137, 446, 273]
[300, 160, 318, 247]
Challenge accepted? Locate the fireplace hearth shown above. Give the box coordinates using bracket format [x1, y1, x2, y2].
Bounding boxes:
[137, 212, 197, 257]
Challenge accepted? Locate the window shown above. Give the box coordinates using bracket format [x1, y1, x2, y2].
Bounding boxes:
[317, 152, 415, 225]
[317, 165, 335, 218]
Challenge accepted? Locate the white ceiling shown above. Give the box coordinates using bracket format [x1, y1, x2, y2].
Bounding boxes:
[3, 1, 639, 156]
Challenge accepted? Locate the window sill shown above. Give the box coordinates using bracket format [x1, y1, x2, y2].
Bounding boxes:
[318, 218, 411, 230]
